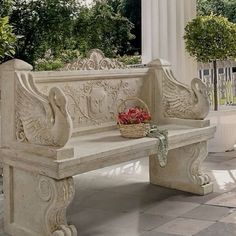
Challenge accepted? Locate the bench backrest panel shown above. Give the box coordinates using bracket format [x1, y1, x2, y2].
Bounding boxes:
[0, 50, 209, 149]
[33, 69, 151, 135]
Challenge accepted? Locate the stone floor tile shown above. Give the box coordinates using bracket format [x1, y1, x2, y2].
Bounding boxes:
[144, 200, 200, 217]
[103, 182, 182, 203]
[206, 191, 236, 207]
[68, 208, 119, 231]
[194, 222, 236, 236]
[141, 232, 185, 236]
[74, 174, 135, 191]
[135, 213, 174, 231]
[208, 151, 236, 160]
[68, 208, 173, 232]
[210, 170, 236, 193]
[219, 210, 236, 223]
[107, 212, 173, 231]
[181, 205, 231, 221]
[154, 217, 214, 235]
[166, 192, 220, 204]
[68, 188, 101, 215]
[201, 162, 223, 171]
[75, 225, 145, 236]
[221, 157, 236, 166]
[75, 190, 148, 212]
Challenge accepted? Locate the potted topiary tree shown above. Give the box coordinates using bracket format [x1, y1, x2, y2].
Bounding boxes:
[0, 16, 16, 63]
[184, 14, 236, 152]
[184, 14, 236, 111]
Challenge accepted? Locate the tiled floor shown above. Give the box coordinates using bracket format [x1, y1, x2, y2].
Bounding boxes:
[1, 151, 236, 235]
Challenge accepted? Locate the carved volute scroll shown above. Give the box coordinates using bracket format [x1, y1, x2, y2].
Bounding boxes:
[186, 142, 210, 186]
[63, 49, 126, 70]
[37, 176, 77, 236]
[15, 72, 73, 147]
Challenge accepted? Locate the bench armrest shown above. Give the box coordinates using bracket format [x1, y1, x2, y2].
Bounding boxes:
[148, 59, 210, 125]
[0, 59, 73, 150]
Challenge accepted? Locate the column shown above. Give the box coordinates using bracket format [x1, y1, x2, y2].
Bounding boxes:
[142, 0, 197, 85]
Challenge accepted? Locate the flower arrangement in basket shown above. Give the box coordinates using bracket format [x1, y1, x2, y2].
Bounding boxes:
[117, 97, 151, 138]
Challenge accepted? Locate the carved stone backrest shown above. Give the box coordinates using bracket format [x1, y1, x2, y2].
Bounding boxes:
[0, 51, 209, 149]
[33, 69, 151, 136]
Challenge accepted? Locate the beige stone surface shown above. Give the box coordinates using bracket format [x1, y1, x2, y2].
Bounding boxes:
[206, 192, 236, 208]
[144, 200, 200, 217]
[220, 211, 236, 223]
[0, 55, 215, 236]
[154, 218, 214, 235]
[181, 205, 231, 221]
[0, 153, 235, 236]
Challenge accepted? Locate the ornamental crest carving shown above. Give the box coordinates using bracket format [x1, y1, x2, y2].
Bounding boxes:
[63, 49, 126, 70]
[87, 87, 108, 119]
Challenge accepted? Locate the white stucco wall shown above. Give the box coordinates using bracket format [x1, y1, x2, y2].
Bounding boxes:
[142, 0, 197, 85]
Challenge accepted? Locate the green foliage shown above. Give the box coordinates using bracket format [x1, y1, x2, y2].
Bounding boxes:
[5, 0, 136, 65]
[184, 14, 236, 110]
[224, 0, 236, 23]
[34, 49, 80, 71]
[116, 54, 141, 65]
[197, 0, 236, 23]
[34, 58, 63, 71]
[0, 0, 12, 18]
[34, 50, 140, 71]
[119, 0, 141, 54]
[73, 1, 135, 57]
[9, 0, 79, 65]
[184, 14, 236, 63]
[0, 16, 16, 62]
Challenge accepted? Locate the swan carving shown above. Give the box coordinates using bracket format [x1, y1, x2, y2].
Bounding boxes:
[162, 68, 210, 120]
[16, 72, 73, 147]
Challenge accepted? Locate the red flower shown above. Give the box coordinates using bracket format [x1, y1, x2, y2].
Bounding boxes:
[118, 107, 151, 125]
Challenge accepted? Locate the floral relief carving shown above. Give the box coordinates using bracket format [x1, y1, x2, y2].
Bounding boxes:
[38, 78, 143, 128]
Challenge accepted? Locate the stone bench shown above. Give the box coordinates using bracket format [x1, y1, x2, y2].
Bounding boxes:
[0, 50, 216, 236]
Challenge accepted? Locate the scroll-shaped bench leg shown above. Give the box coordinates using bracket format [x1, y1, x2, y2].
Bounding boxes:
[37, 176, 77, 236]
[4, 165, 77, 236]
[149, 141, 213, 195]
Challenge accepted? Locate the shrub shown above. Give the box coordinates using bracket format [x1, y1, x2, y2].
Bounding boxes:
[116, 54, 141, 65]
[184, 14, 236, 110]
[34, 49, 80, 71]
[0, 16, 16, 63]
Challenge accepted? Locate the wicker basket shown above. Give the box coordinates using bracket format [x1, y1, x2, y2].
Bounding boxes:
[117, 97, 151, 138]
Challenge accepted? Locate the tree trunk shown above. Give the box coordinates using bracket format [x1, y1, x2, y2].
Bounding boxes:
[213, 60, 218, 111]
